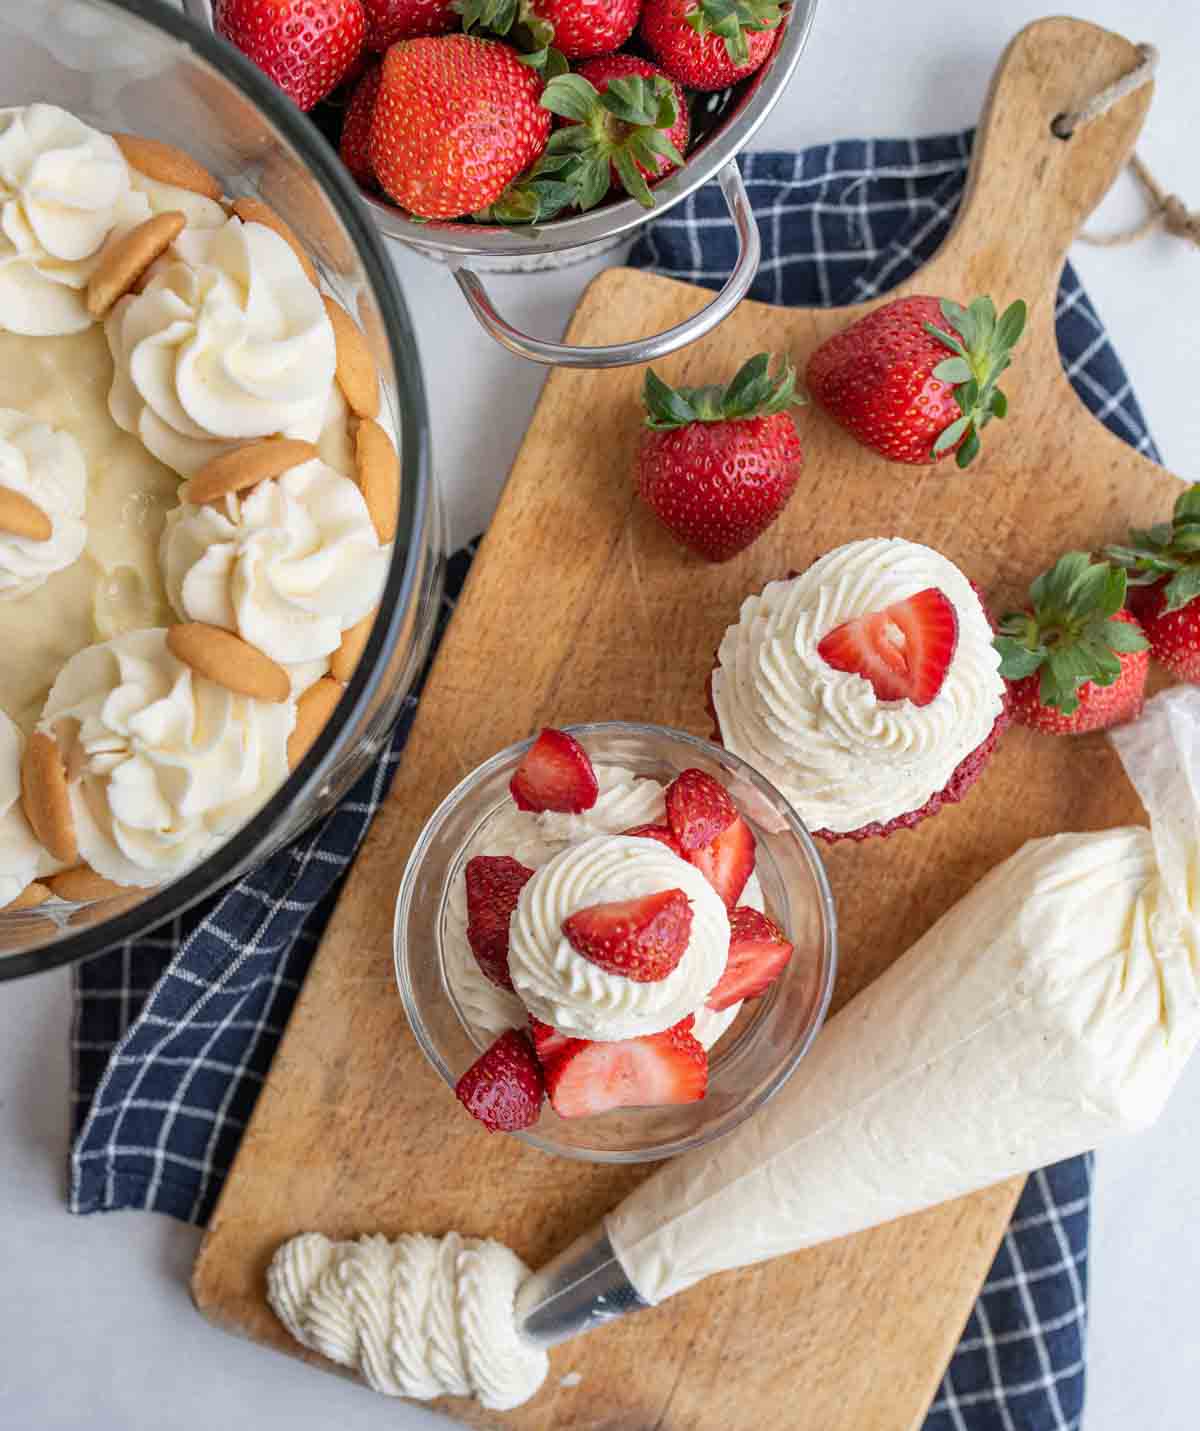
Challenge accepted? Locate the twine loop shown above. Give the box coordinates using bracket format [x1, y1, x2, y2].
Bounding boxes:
[1050, 42, 1197, 251]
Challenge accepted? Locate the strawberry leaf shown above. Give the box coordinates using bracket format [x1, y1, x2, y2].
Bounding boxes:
[994, 635, 1045, 679]
[541, 73, 599, 122]
[955, 429, 981, 468]
[1104, 618, 1150, 652]
[613, 146, 654, 208]
[1165, 565, 1200, 613]
[933, 356, 972, 384]
[643, 369, 700, 428]
[931, 414, 969, 456]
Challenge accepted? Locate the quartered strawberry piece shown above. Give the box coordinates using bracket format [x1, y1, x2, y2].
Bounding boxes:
[529, 1016, 575, 1071]
[544, 1018, 707, 1119]
[665, 768, 737, 851]
[817, 586, 958, 706]
[688, 813, 756, 909]
[454, 1028, 545, 1132]
[706, 906, 794, 1011]
[562, 888, 692, 983]
[509, 727, 599, 813]
[464, 854, 534, 991]
[621, 822, 686, 858]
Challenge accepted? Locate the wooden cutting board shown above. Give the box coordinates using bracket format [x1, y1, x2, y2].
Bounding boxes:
[193, 17, 1181, 1430]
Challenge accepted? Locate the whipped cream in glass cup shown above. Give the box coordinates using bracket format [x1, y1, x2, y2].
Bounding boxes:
[394, 722, 837, 1163]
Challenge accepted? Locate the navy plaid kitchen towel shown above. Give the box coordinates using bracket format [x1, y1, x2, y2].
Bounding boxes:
[72, 131, 1159, 1431]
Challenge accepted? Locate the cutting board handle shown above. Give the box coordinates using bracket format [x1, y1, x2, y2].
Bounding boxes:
[911, 17, 1152, 310]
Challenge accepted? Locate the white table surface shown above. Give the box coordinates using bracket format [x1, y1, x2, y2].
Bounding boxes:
[3, 2, 1199, 1427]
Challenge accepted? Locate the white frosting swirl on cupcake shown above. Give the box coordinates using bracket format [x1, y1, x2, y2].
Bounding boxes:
[0, 712, 46, 906]
[105, 215, 336, 476]
[0, 103, 147, 335]
[509, 835, 731, 1041]
[0, 408, 87, 599]
[161, 459, 388, 676]
[40, 627, 294, 886]
[710, 537, 1005, 835]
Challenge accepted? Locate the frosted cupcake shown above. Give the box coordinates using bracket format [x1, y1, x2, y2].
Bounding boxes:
[708, 537, 1008, 840]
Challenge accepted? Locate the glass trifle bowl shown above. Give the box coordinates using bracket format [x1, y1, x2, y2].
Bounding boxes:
[395, 723, 837, 1162]
[0, 0, 442, 979]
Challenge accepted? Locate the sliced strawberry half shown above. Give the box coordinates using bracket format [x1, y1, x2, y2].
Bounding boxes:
[706, 906, 794, 1011]
[529, 1016, 575, 1072]
[562, 888, 692, 984]
[688, 814, 756, 909]
[454, 1028, 545, 1132]
[509, 727, 599, 813]
[665, 768, 738, 851]
[817, 586, 959, 706]
[464, 854, 534, 991]
[544, 1018, 707, 1119]
[621, 822, 686, 858]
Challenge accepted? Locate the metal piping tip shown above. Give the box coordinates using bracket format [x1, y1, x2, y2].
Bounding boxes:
[514, 1224, 648, 1350]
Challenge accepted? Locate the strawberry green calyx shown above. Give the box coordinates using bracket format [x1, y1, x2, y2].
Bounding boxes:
[454, 0, 566, 74]
[540, 72, 685, 210]
[1105, 482, 1200, 614]
[994, 553, 1148, 715]
[923, 295, 1027, 469]
[642, 352, 805, 430]
[686, 0, 785, 65]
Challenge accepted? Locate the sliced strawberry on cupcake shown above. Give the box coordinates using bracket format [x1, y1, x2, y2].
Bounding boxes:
[455, 1027, 545, 1131]
[543, 1017, 708, 1118]
[464, 854, 534, 989]
[509, 727, 599, 813]
[562, 887, 693, 983]
[996, 553, 1149, 734]
[706, 906, 793, 1011]
[818, 586, 958, 706]
[1106, 483, 1200, 680]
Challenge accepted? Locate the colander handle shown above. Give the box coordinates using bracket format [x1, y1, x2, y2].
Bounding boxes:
[451, 161, 761, 368]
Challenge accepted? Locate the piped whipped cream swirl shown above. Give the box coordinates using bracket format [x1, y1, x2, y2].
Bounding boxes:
[105, 215, 336, 477]
[510, 834, 731, 1041]
[40, 627, 293, 886]
[0, 104, 148, 336]
[0, 407, 87, 599]
[267, 1231, 548, 1412]
[711, 537, 1005, 835]
[444, 766, 757, 1048]
[162, 459, 388, 674]
[0, 712, 45, 906]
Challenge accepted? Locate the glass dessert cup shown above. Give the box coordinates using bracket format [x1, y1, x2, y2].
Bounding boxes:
[395, 723, 838, 1163]
[0, 0, 441, 981]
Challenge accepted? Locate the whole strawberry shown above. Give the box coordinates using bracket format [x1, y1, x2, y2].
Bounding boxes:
[215, 0, 366, 111]
[369, 35, 550, 219]
[456, 0, 639, 60]
[530, 0, 641, 57]
[339, 62, 382, 185]
[640, 0, 783, 91]
[1106, 483, 1200, 680]
[538, 57, 688, 211]
[636, 353, 804, 562]
[362, 0, 458, 49]
[806, 294, 1027, 468]
[996, 554, 1149, 735]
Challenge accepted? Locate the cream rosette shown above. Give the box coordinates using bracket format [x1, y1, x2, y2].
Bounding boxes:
[39, 628, 293, 887]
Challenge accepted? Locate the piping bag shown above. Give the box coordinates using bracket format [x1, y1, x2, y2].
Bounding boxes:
[516, 687, 1200, 1343]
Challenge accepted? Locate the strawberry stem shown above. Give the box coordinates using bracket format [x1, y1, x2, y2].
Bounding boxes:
[924, 295, 1026, 469]
[994, 553, 1147, 714]
[642, 352, 805, 430]
[1104, 482, 1200, 613]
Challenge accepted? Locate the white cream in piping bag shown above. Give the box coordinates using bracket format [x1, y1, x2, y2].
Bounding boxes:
[606, 687, 1200, 1303]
